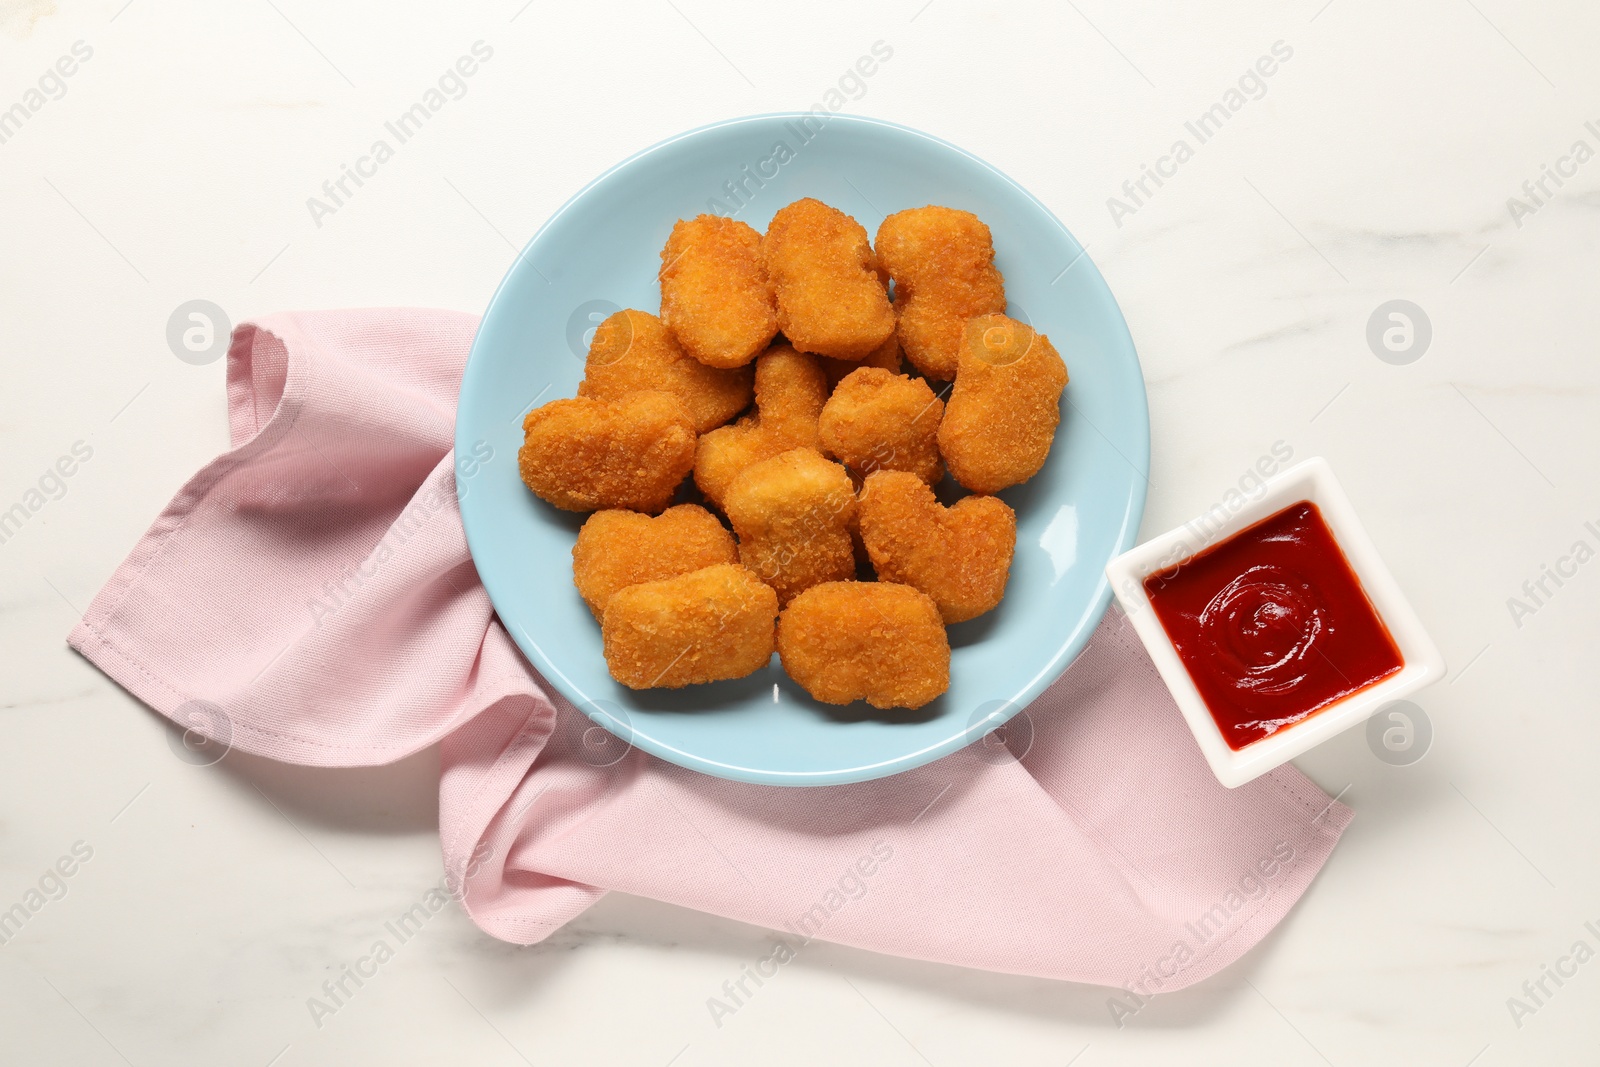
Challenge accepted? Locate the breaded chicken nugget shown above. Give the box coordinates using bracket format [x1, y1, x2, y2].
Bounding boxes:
[693, 344, 828, 508]
[818, 331, 903, 391]
[818, 367, 945, 485]
[763, 198, 895, 360]
[858, 470, 1015, 622]
[776, 582, 949, 709]
[572, 505, 738, 619]
[723, 448, 857, 605]
[938, 315, 1068, 494]
[602, 564, 777, 688]
[659, 215, 779, 369]
[578, 309, 752, 433]
[875, 206, 1008, 381]
[520, 391, 695, 513]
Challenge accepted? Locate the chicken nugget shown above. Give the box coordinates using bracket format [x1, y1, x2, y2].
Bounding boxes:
[858, 470, 1015, 622]
[519, 391, 695, 513]
[776, 582, 949, 709]
[763, 198, 895, 360]
[875, 206, 1008, 381]
[601, 564, 778, 688]
[572, 505, 738, 619]
[818, 330, 903, 391]
[659, 215, 779, 369]
[818, 367, 944, 485]
[723, 448, 857, 606]
[938, 315, 1068, 494]
[693, 343, 828, 508]
[578, 309, 752, 432]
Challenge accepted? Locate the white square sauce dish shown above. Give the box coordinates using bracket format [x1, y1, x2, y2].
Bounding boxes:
[1105, 457, 1445, 787]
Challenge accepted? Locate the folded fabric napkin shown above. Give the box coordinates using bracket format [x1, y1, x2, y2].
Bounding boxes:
[68, 309, 1351, 992]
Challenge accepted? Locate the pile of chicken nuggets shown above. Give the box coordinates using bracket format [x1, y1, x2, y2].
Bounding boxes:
[519, 198, 1069, 710]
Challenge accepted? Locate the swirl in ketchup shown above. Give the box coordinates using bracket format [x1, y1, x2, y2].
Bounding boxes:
[1144, 501, 1402, 750]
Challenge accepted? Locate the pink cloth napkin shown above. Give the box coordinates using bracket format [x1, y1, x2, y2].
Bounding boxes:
[68, 309, 1351, 992]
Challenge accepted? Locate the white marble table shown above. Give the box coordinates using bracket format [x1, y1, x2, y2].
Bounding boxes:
[3, 0, 1596, 1063]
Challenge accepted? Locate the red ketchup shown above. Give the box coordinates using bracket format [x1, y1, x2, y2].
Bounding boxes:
[1144, 501, 1403, 751]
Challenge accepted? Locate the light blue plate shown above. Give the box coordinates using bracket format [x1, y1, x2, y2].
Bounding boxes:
[457, 114, 1149, 786]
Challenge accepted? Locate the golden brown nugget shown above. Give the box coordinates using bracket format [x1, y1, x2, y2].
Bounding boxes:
[571, 505, 738, 619]
[578, 309, 752, 433]
[601, 564, 778, 689]
[776, 582, 949, 710]
[818, 331, 903, 391]
[723, 449, 857, 606]
[762, 198, 895, 360]
[875, 206, 1007, 381]
[693, 344, 828, 508]
[939, 315, 1068, 494]
[858, 470, 1016, 623]
[519, 391, 695, 514]
[659, 215, 778, 369]
[818, 367, 945, 485]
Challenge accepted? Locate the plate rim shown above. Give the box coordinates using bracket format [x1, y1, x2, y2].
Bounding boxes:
[456, 111, 1150, 786]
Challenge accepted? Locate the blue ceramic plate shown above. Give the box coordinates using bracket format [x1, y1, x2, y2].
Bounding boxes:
[457, 114, 1148, 786]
